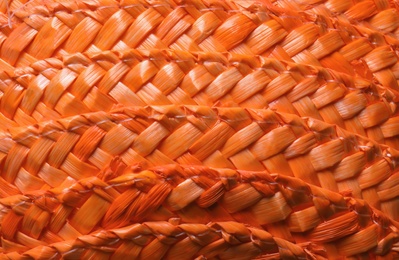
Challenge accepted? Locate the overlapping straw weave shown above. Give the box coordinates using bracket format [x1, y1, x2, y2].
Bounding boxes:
[2, 165, 399, 259]
[3, 49, 399, 149]
[1, 0, 399, 259]
[1, 106, 399, 220]
[2, 0, 399, 148]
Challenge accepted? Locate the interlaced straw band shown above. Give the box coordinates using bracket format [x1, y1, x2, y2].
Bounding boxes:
[1, 165, 398, 258]
[1, 220, 310, 259]
[277, 0, 399, 38]
[1, 49, 399, 149]
[2, 0, 399, 92]
[0, 105, 398, 223]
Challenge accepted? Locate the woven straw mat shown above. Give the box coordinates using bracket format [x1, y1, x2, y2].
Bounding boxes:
[1, 0, 399, 259]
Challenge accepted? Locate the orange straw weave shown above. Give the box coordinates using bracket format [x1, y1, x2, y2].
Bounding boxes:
[1, 0, 399, 259]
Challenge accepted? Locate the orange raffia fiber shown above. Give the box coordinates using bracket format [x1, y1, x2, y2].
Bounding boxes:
[1, 0, 399, 259]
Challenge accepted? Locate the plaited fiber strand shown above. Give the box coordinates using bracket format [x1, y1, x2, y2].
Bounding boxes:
[1, 106, 399, 258]
[2, 49, 399, 149]
[1, 0, 399, 259]
[2, 164, 399, 258]
[2, 0, 399, 147]
[3, 105, 399, 217]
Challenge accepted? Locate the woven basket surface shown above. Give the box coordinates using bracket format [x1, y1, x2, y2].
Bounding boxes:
[1, 0, 399, 259]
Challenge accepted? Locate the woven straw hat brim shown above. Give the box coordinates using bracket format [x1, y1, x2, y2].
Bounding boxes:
[1, 0, 399, 258]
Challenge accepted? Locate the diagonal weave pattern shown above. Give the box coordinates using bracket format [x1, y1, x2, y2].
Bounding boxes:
[1, 0, 399, 259]
[2, 165, 399, 258]
[0, 106, 398, 216]
[2, 0, 399, 92]
[2, 49, 399, 149]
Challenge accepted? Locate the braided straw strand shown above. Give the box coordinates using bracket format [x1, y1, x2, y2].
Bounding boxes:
[1, 220, 311, 260]
[1, 165, 399, 258]
[2, 0, 399, 93]
[2, 49, 399, 149]
[0, 105, 398, 223]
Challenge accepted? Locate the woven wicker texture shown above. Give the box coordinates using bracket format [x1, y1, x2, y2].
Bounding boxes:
[1, 0, 399, 259]
[2, 165, 399, 258]
[0, 106, 399, 258]
[3, 0, 399, 71]
[2, 0, 399, 149]
[2, 49, 399, 149]
[0, 105, 398, 216]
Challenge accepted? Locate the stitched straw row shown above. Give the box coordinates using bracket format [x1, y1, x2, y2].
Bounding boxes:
[282, 0, 399, 37]
[0, 106, 398, 222]
[2, 49, 399, 150]
[2, 220, 309, 259]
[1, 165, 399, 258]
[1, 0, 399, 150]
[2, 0, 399, 93]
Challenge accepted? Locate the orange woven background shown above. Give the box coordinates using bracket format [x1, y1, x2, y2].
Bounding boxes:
[1, 0, 399, 259]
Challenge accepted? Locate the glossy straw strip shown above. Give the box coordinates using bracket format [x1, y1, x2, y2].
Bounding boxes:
[2, 0, 399, 93]
[281, 0, 399, 36]
[2, 49, 399, 148]
[1, 165, 399, 258]
[0, 220, 310, 260]
[0, 105, 399, 221]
